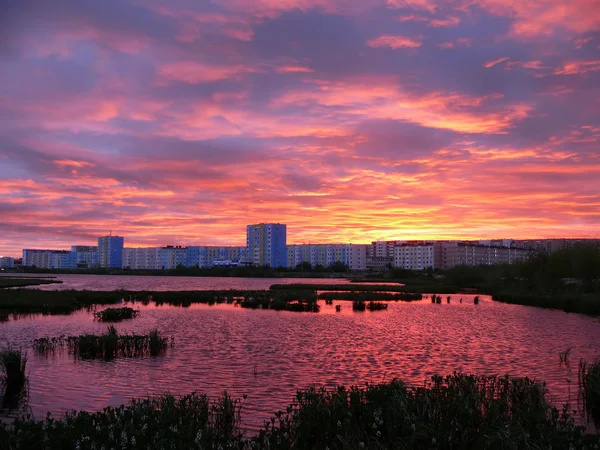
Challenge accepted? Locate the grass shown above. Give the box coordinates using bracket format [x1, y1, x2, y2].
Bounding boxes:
[0, 289, 124, 315]
[0, 348, 28, 408]
[271, 284, 416, 292]
[318, 292, 421, 301]
[93, 306, 139, 322]
[579, 358, 600, 428]
[0, 277, 62, 289]
[560, 347, 573, 366]
[1, 374, 599, 449]
[32, 326, 170, 359]
[352, 300, 388, 311]
[492, 291, 600, 316]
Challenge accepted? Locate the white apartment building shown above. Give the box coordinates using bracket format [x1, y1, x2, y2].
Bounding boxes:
[286, 244, 367, 271]
[22, 249, 70, 269]
[393, 243, 435, 270]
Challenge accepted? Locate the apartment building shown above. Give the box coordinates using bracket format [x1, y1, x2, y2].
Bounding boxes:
[393, 243, 435, 270]
[286, 244, 367, 271]
[0, 257, 15, 269]
[434, 242, 531, 269]
[22, 249, 70, 269]
[247, 223, 287, 267]
[98, 235, 124, 269]
[68, 246, 98, 269]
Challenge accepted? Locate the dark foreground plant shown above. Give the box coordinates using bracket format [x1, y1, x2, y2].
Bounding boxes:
[579, 357, 600, 428]
[93, 307, 139, 322]
[2, 374, 599, 449]
[32, 326, 170, 360]
[0, 348, 28, 408]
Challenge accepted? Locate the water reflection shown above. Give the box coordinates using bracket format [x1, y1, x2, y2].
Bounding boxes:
[1, 295, 599, 431]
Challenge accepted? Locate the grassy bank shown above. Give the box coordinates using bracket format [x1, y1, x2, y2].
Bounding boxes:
[1, 373, 598, 449]
[0, 277, 62, 289]
[93, 307, 139, 322]
[0, 289, 124, 315]
[318, 291, 422, 301]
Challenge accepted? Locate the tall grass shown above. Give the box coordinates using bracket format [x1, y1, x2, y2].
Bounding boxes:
[0, 348, 28, 407]
[318, 292, 421, 301]
[559, 347, 573, 366]
[93, 307, 139, 322]
[32, 326, 170, 360]
[579, 358, 600, 428]
[0, 374, 598, 449]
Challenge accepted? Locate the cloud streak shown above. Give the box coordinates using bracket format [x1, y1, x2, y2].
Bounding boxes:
[0, 0, 598, 255]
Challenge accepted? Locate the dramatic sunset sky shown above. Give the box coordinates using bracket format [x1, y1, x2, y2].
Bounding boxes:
[1, 0, 599, 255]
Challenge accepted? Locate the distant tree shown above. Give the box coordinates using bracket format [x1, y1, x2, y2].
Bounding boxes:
[295, 262, 313, 271]
[328, 261, 349, 272]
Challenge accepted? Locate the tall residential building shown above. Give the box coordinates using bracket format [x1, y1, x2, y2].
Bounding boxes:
[246, 223, 287, 267]
[98, 235, 124, 268]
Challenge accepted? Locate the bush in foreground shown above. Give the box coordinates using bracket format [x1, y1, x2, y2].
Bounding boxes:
[1, 374, 599, 449]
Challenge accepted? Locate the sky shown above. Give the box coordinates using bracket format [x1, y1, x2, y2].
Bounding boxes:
[1, 0, 599, 256]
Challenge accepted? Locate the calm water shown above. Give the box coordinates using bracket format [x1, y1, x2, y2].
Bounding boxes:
[1, 274, 352, 291]
[1, 288, 599, 430]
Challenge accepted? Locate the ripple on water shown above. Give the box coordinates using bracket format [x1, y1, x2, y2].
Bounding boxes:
[1, 292, 599, 430]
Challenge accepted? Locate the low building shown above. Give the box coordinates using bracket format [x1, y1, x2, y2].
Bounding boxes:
[22, 249, 71, 269]
[0, 257, 15, 269]
[68, 246, 98, 269]
[393, 243, 435, 270]
[286, 244, 367, 271]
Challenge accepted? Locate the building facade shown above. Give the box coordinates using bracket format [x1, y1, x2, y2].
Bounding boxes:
[98, 236, 124, 269]
[434, 242, 531, 269]
[22, 249, 70, 269]
[246, 223, 287, 267]
[286, 244, 367, 271]
[68, 246, 98, 269]
[0, 257, 15, 269]
[393, 243, 435, 270]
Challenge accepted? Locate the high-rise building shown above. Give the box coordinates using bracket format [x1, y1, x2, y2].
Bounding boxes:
[246, 223, 287, 267]
[98, 235, 124, 268]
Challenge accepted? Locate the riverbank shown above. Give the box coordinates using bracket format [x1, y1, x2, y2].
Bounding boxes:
[1, 373, 598, 449]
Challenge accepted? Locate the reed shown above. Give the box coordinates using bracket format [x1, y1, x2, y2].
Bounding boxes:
[447, 295, 451, 303]
[0, 277, 62, 288]
[1, 374, 598, 449]
[318, 292, 421, 301]
[474, 295, 480, 305]
[0, 348, 28, 403]
[367, 301, 388, 311]
[32, 326, 170, 360]
[352, 300, 366, 311]
[93, 307, 139, 322]
[559, 347, 572, 366]
[579, 358, 600, 428]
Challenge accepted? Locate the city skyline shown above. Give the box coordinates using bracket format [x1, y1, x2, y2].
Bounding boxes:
[2, 0, 599, 256]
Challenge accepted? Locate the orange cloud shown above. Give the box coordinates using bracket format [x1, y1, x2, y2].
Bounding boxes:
[157, 61, 255, 84]
[366, 35, 422, 49]
[275, 65, 315, 73]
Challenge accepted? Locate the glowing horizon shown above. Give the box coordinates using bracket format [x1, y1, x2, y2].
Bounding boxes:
[1, 0, 599, 256]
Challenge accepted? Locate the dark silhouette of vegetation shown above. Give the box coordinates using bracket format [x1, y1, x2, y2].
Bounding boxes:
[2, 374, 599, 449]
[579, 358, 600, 428]
[0, 348, 28, 408]
[32, 326, 170, 359]
[318, 292, 421, 301]
[93, 307, 139, 322]
[0, 277, 62, 288]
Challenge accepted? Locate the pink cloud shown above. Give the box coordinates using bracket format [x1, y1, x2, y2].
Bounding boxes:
[483, 57, 510, 68]
[367, 35, 422, 49]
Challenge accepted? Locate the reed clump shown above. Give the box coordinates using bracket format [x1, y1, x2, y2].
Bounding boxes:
[93, 307, 139, 322]
[0, 348, 28, 403]
[559, 347, 572, 367]
[579, 358, 600, 428]
[32, 326, 170, 360]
